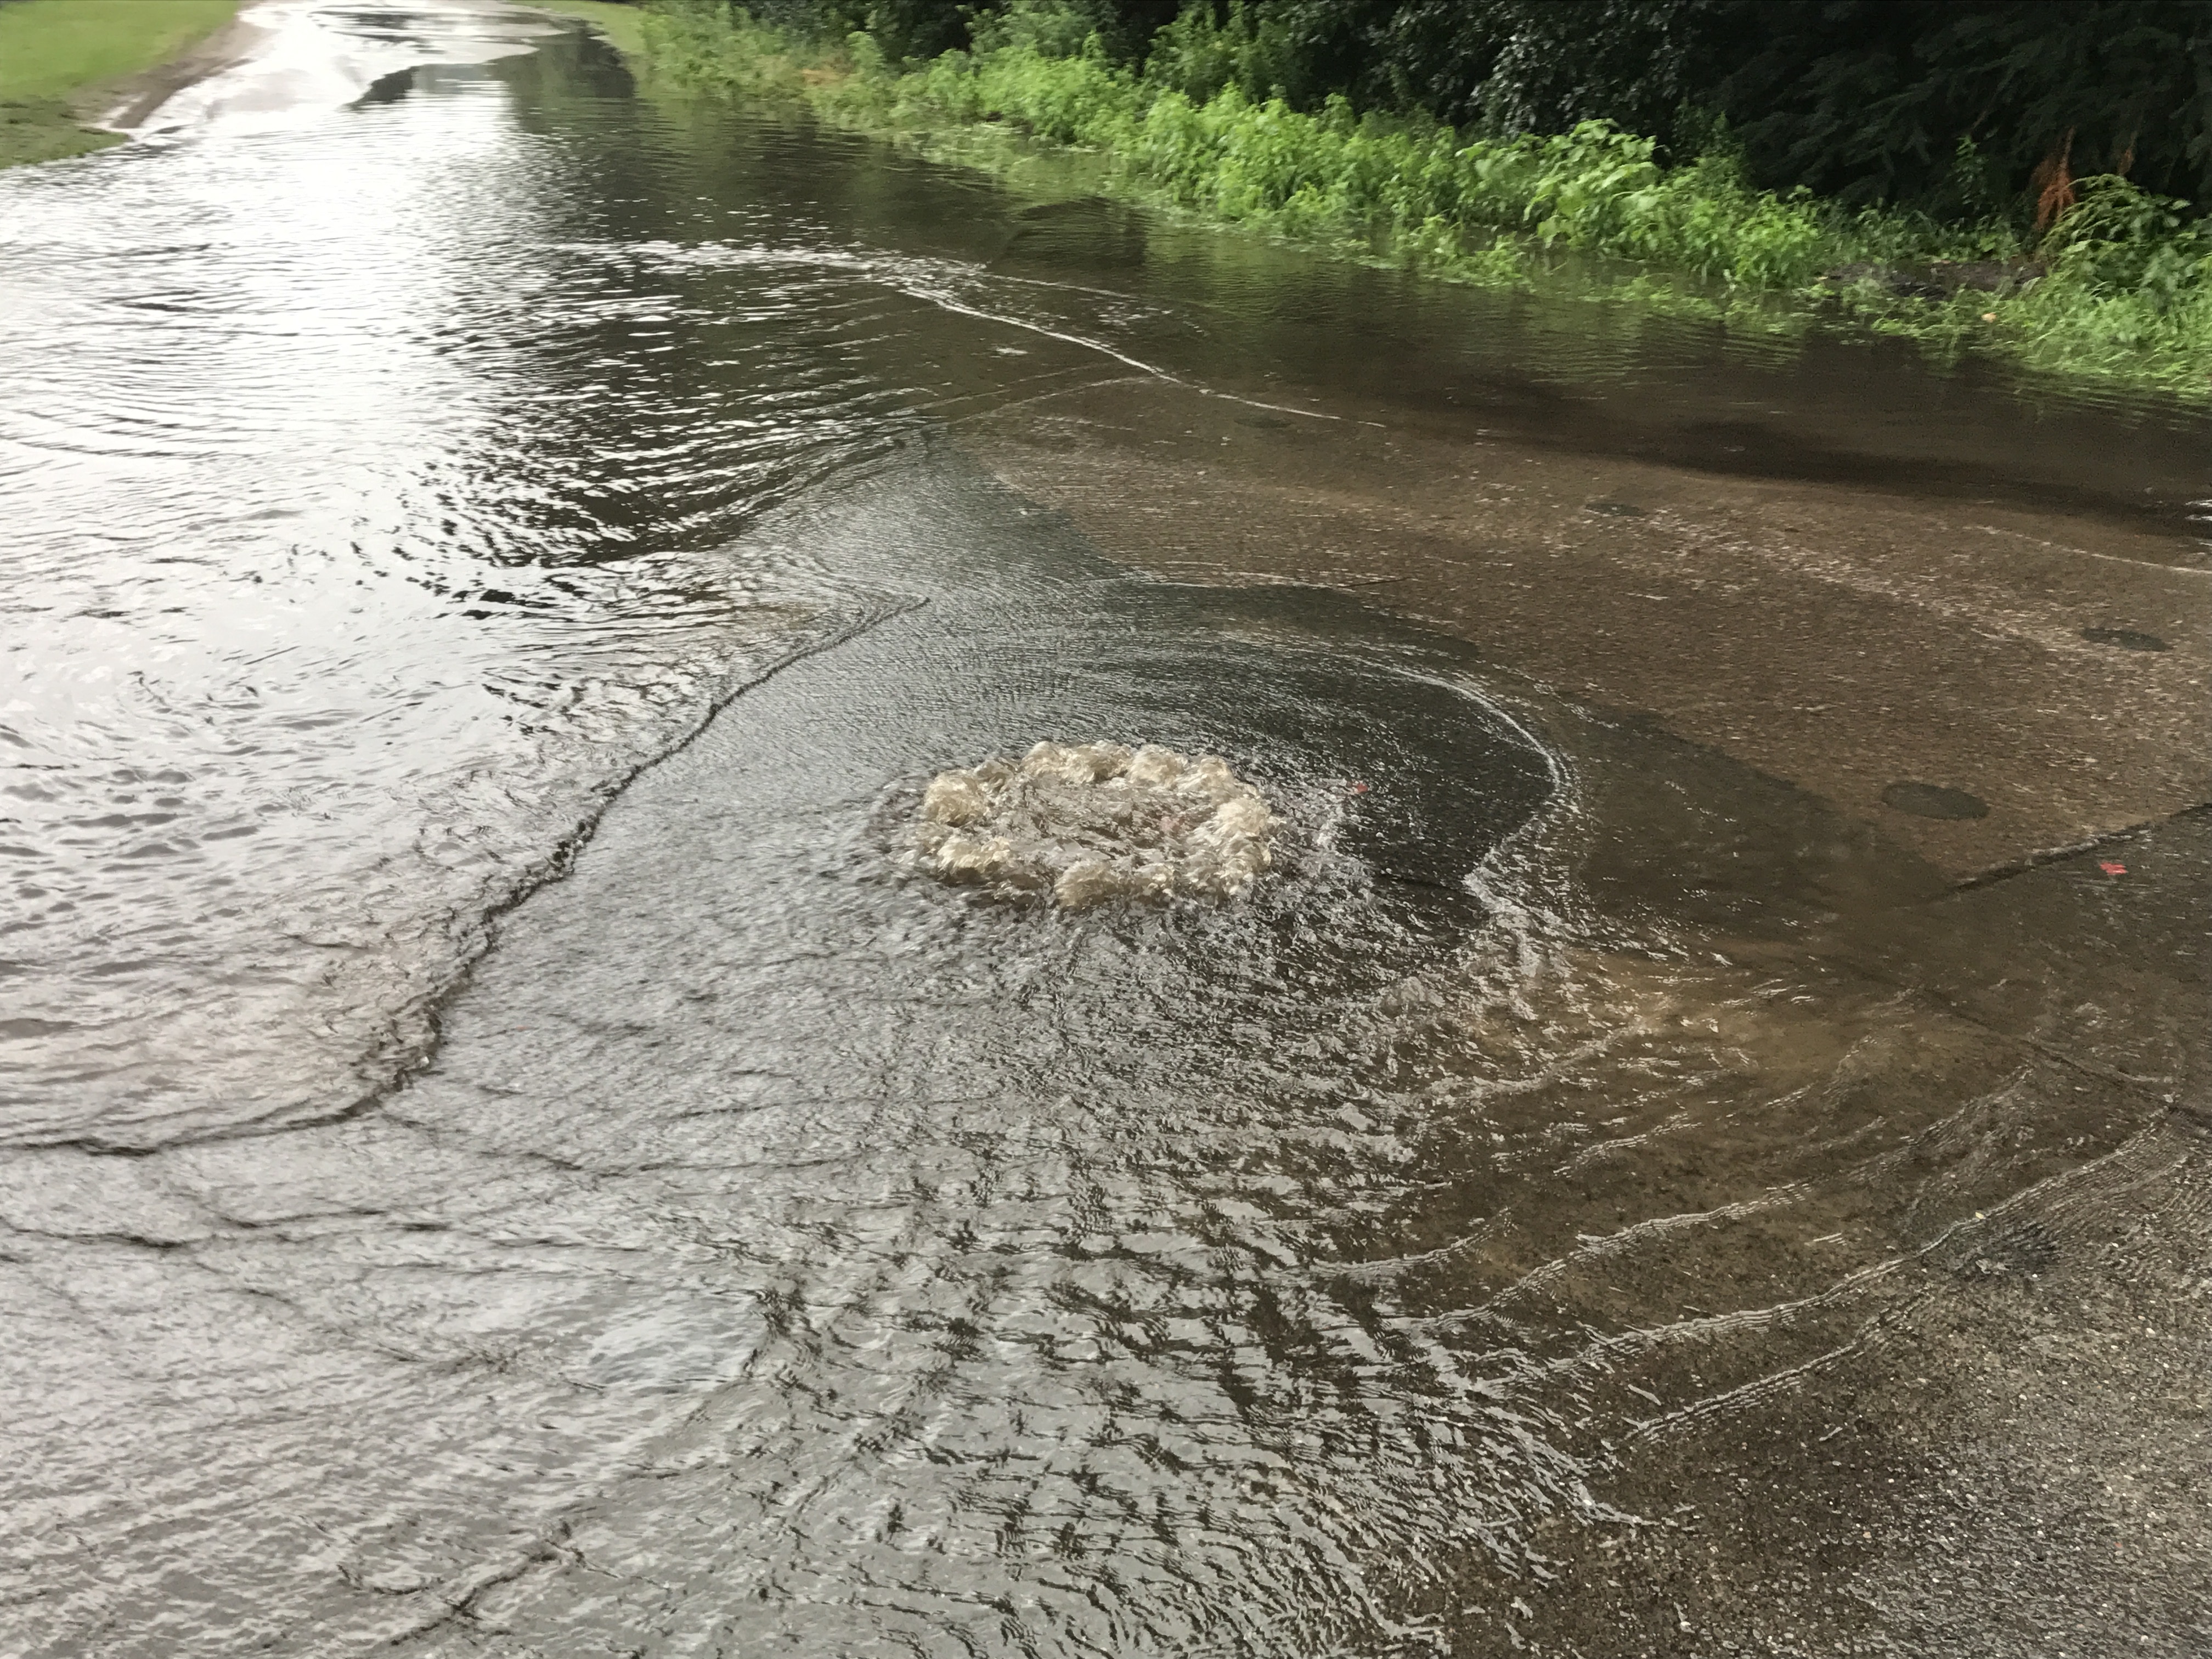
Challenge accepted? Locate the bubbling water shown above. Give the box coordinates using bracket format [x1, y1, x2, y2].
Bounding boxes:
[910, 741, 1277, 909]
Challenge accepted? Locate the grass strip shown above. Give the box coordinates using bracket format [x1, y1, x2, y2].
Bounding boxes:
[518, 0, 651, 61]
[0, 0, 239, 170]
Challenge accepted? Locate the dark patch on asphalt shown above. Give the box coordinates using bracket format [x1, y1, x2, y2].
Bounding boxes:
[2081, 626, 2170, 652]
[1883, 781, 1991, 820]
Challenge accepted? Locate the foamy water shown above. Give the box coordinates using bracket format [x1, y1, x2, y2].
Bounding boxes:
[911, 740, 1276, 906]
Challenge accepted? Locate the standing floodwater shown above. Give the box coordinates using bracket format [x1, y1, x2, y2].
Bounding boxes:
[3, 5, 2207, 1657]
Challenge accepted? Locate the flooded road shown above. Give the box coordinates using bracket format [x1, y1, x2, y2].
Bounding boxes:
[2, 5, 2207, 1655]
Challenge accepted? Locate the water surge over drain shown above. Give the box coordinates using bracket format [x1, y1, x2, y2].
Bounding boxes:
[911, 740, 1276, 907]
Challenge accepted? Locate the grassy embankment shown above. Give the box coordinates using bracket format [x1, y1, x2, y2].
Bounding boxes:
[0, 0, 239, 169]
[563, 1, 2212, 403]
[522, 0, 650, 60]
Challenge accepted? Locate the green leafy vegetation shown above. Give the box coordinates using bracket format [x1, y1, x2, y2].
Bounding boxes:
[0, 0, 238, 170]
[595, 2, 2211, 401]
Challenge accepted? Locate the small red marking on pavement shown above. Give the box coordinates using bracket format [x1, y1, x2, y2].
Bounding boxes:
[2100, 861, 2128, 875]
[1348, 782, 1369, 794]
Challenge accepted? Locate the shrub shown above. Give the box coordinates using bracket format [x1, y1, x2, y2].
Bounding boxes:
[635, 0, 2212, 399]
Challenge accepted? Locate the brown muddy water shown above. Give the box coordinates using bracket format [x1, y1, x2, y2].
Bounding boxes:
[2, 5, 2208, 1656]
